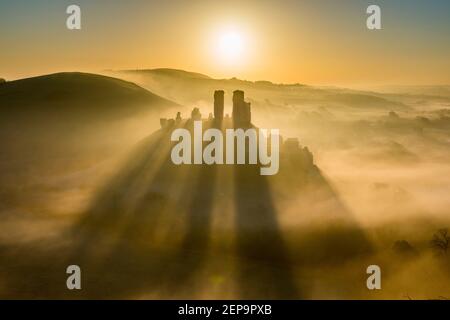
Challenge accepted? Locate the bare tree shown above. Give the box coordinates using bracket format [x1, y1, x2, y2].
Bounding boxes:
[430, 228, 449, 255]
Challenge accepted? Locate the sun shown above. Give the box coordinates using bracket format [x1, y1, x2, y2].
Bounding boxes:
[216, 28, 246, 64]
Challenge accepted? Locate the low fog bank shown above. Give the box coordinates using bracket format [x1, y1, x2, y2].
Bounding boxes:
[258, 89, 450, 299]
[0, 72, 449, 299]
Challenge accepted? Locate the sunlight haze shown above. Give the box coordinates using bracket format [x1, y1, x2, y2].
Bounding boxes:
[1, 0, 449, 85]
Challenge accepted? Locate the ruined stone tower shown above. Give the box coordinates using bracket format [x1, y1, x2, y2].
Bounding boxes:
[214, 90, 224, 120]
[232, 90, 251, 126]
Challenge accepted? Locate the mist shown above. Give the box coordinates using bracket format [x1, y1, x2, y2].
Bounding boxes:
[0, 71, 449, 299]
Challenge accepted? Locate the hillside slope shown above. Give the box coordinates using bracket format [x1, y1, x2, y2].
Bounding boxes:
[0, 72, 180, 176]
[0, 72, 178, 120]
[112, 68, 409, 112]
[122, 68, 211, 80]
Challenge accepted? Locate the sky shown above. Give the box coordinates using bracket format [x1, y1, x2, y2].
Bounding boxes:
[0, 0, 449, 85]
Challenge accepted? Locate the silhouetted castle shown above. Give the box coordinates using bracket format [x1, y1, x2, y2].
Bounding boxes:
[159, 90, 313, 164]
[214, 90, 224, 120]
[161, 90, 252, 128]
[232, 90, 251, 126]
[212, 89, 251, 126]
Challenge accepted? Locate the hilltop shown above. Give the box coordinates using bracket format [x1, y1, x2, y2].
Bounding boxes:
[111, 68, 410, 112]
[0, 72, 180, 177]
[0, 72, 179, 120]
[120, 68, 211, 80]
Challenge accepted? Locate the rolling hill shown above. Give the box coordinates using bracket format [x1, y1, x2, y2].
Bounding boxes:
[121, 68, 211, 80]
[0, 72, 181, 175]
[111, 68, 410, 112]
[0, 72, 179, 120]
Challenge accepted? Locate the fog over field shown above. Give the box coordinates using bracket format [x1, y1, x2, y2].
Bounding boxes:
[0, 70, 449, 299]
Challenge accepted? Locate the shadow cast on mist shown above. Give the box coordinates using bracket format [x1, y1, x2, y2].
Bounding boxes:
[62, 120, 218, 298]
[0, 122, 372, 299]
[234, 164, 299, 299]
[303, 168, 373, 263]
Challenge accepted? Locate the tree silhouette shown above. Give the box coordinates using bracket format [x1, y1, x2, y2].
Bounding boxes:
[430, 228, 449, 255]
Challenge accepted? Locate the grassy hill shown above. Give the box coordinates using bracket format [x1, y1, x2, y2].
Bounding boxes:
[0, 72, 180, 177]
[111, 68, 410, 112]
[121, 68, 211, 80]
[0, 72, 178, 120]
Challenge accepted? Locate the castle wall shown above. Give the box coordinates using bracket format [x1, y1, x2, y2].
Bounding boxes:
[232, 90, 251, 126]
[214, 90, 224, 120]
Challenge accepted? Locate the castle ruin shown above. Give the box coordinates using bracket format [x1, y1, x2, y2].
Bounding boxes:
[159, 90, 314, 170]
[232, 90, 251, 126]
[214, 90, 224, 120]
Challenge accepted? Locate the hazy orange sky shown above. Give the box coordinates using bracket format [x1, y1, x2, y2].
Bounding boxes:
[1, 0, 449, 85]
